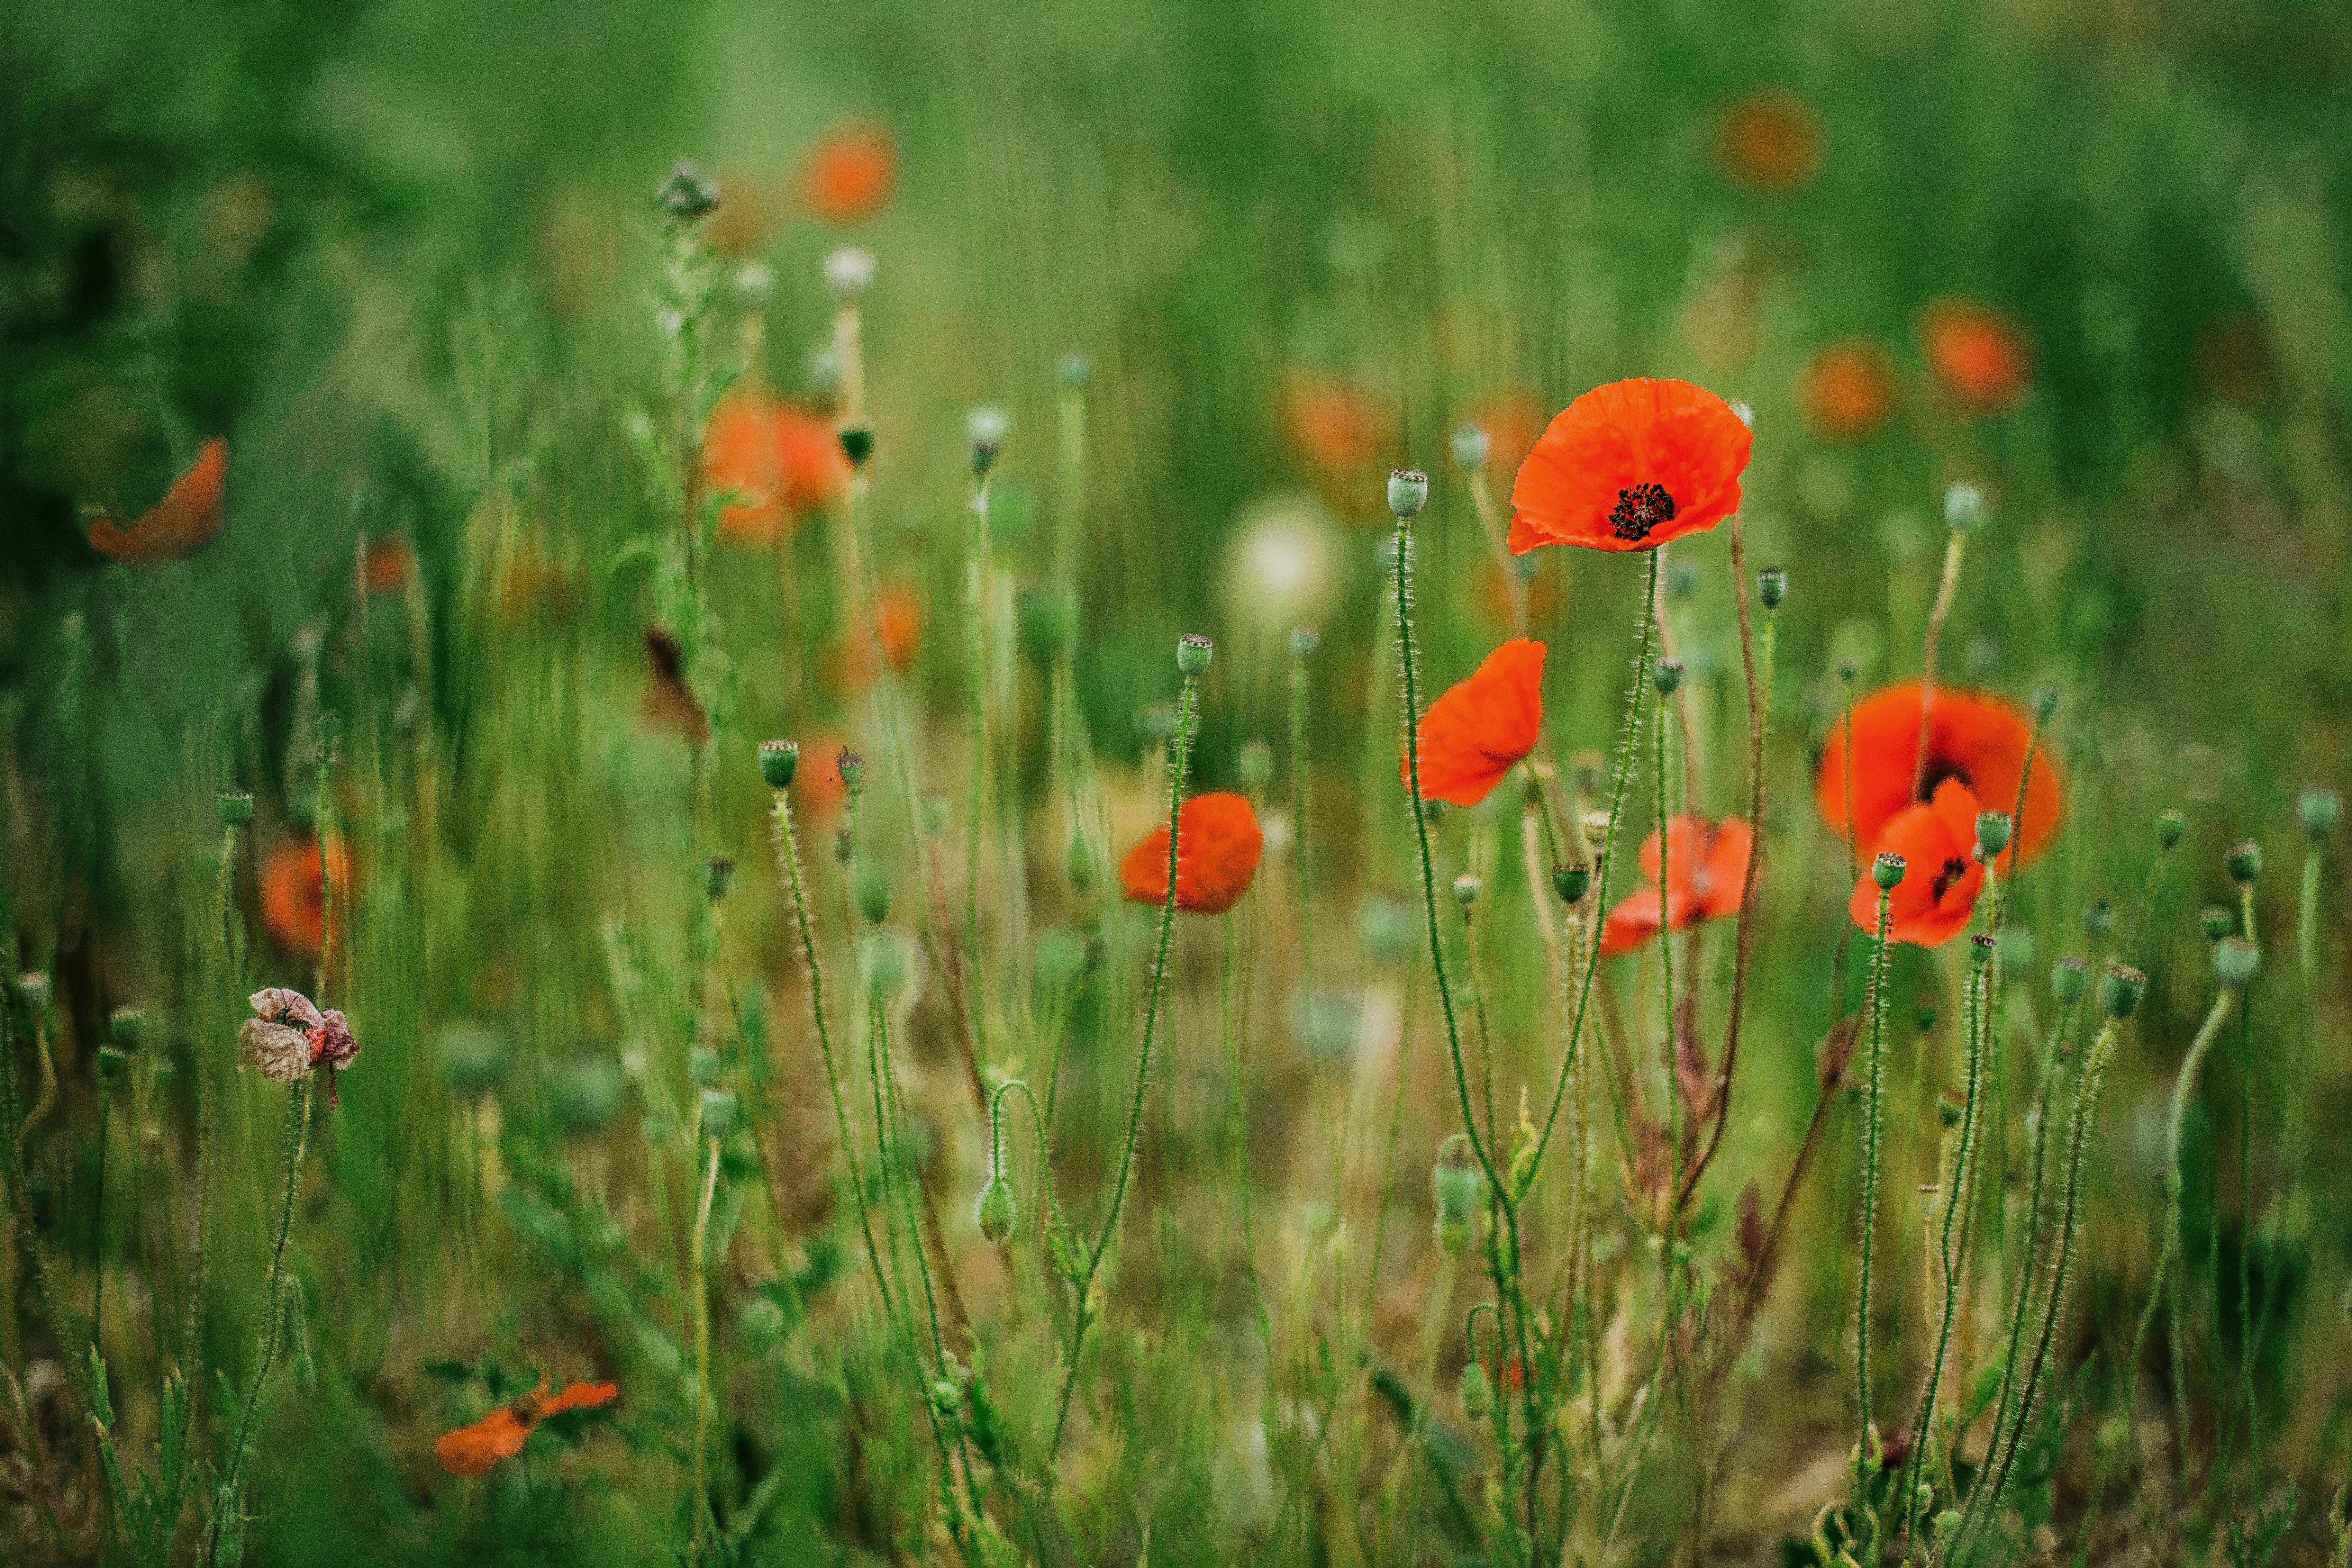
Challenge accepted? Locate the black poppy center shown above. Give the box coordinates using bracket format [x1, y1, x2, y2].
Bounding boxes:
[1609, 482, 1677, 542]
[1928, 855, 1969, 902]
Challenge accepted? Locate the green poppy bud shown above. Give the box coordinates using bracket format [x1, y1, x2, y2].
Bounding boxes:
[1460, 1360, 1493, 1420]
[1387, 469, 1429, 520]
[976, 1177, 1018, 1244]
[1065, 832, 1095, 893]
[856, 866, 892, 926]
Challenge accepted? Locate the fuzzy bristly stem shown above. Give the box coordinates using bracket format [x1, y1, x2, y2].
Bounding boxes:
[1855, 883, 1895, 1525]
[689, 1134, 720, 1561]
[206, 1076, 310, 1564]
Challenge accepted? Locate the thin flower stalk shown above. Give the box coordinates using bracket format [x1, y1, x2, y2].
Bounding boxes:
[1854, 876, 1896, 1553]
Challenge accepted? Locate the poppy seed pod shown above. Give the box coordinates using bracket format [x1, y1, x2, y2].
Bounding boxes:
[2199, 904, 2234, 942]
[1756, 566, 1786, 611]
[2155, 809, 2186, 850]
[1873, 852, 1907, 891]
[1451, 423, 1490, 471]
[758, 740, 799, 790]
[2101, 964, 2147, 1021]
[2226, 840, 2262, 885]
[1056, 352, 1095, 390]
[2032, 686, 2060, 726]
[1837, 658, 1860, 686]
[1460, 1359, 1493, 1420]
[1975, 811, 2013, 860]
[689, 1047, 722, 1088]
[838, 424, 875, 467]
[2082, 897, 2114, 940]
[1177, 634, 1214, 678]
[967, 405, 1008, 474]
[836, 749, 865, 791]
[1552, 862, 1591, 904]
[2213, 936, 2260, 990]
[655, 160, 721, 222]
[821, 245, 876, 300]
[1943, 482, 1985, 533]
[1238, 739, 1274, 794]
[1654, 658, 1684, 696]
[1387, 469, 1430, 520]
[109, 1006, 147, 1053]
[218, 789, 254, 826]
[16, 971, 49, 1015]
[975, 1176, 1018, 1244]
[1451, 874, 1480, 907]
[1970, 933, 1996, 969]
[705, 856, 735, 903]
[2300, 786, 2341, 841]
[855, 867, 892, 926]
[920, 792, 951, 839]
[1065, 832, 1095, 893]
[1290, 626, 1319, 659]
[1915, 995, 1937, 1033]
[97, 1044, 131, 1081]
[2051, 955, 2090, 1004]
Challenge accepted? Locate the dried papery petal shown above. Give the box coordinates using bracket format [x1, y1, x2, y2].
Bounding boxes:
[310, 1009, 360, 1071]
[239, 1019, 314, 1083]
[249, 988, 323, 1030]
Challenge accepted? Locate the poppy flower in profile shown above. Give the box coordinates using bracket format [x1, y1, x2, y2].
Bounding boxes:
[1796, 341, 1902, 442]
[1509, 380, 1752, 555]
[363, 536, 415, 595]
[435, 1375, 620, 1477]
[86, 439, 228, 563]
[1814, 680, 2062, 876]
[1119, 792, 1263, 914]
[707, 394, 851, 549]
[261, 836, 356, 957]
[1600, 815, 1754, 956]
[797, 122, 897, 225]
[637, 627, 710, 747]
[1919, 298, 2033, 417]
[1846, 778, 1985, 947]
[1716, 92, 1823, 192]
[1405, 639, 1546, 806]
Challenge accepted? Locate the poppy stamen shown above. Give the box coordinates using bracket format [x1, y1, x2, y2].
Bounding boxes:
[1609, 482, 1677, 542]
[1928, 855, 1969, 901]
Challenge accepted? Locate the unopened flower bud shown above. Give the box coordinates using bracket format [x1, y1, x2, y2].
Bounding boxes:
[2213, 936, 2260, 990]
[1975, 811, 2013, 860]
[2199, 905, 2234, 943]
[1943, 482, 1985, 533]
[838, 424, 875, 467]
[1450, 423, 1490, 471]
[1451, 874, 1480, 906]
[2226, 840, 2261, 885]
[2082, 897, 2113, 940]
[1176, 634, 1214, 679]
[1756, 566, 1786, 611]
[856, 867, 892, 926]
[1552, 863, 1590, 904]
[1460, 1359, 1493, 1420]
[218, 789, 253, 826]
[822, 245, 876, 300]
[975, 1176, 1018, 1244]
[1970, 933, 1996, 970]
[759, 740, 799, 789]
[1873, 852, 1907, 891]
[1290, 626, 1319, 660]
[2051, 956, 2090, 1004]
[1387, 469, 1429, 520]
[705, 856, 735, 903]
[1654, 658, 1683, 696]
[2155, 809, 2186, 850]
[1065, 832, 1094, 893]
[2300, 786, 2340, 841]
[2101, 964, 2147, 1021]
[1432, 1154, 1480, 1256]
[1238, 740, 1274, 794]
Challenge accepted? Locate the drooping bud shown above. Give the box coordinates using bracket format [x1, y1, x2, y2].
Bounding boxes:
[1450, 423, 1490, 471]
[2082, 897, 2114, 940]
[2155, 809, 2186, 850]
[1176, 633, 1214, 679]
[1460, 1359, 1493, 1420]
[2300, 786, 2341, 841]
[2226, 840, 2262, 885]
[2051, 956, 2090, 1004]
[1756, 566, 1786, 611]
[1451, 874, 1480, 907]
[1432, 1151, 1480, 1258]
[2101, 964, 2147, 1021]
[856, 866, 892, 926]
[2199, 905, 2235, 943]
[218, 789, 254, 826]
[759, 739, 799, 790]
[1654, 658, 1684, 696]
[1873, 852, 1907, 891]
[2213, 937, 2260, 990]
[975, 1177, 1018, 1244]
[1387, 469, 1430, 520]
[1975, 811, 2013, 861]
[1552, 863, 1591, 904]
[1970, 933, 1996, 970]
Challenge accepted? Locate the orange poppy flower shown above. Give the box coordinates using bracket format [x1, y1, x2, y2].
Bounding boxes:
[260, 835, 356, 957]
[1405, 639, 1546, 806]
[1280, 372, 1397, 511]
[1796, 341, 1902, 442]
[86, 439, 227, 563]
[1845, 778, 1983, 947]
[797, 122, 897, 225]
[707, 393, 851, 548]
[1919, 298, 2033, 417]
[1508, 380, 1752, 554]
[1716, 92, 1823, 192]
[435, 1375, 619, 1477]
[363, 536, 415, 595]
[820, 583, 921, 695]
[1814, 680, 2062, 874]
[1600, 814, 1753, 955]
[1119, 792, 1263, 914]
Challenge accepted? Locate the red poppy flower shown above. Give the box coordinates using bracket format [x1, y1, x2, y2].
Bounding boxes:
[1716, 92, 1823, 192]
[1846, 778, 1984, 947]
[87, 439, 227, 563]
[260, 836, 356, 957]
[363, 536, 414, 595]
[1280, 372, 1397, 513]
[435, 1375, 619, 1477]
[820, 583, 921, 694]
[1460, 388, 1550, 479]
[1600, 814, 1754, 955]
[1796, 341, 1902, 442]
[1920, 299, 2033, 417]
[1508, 380, 1752, 554]
[1814, 680, 2062, 874]
[707, 394, 850, 549]
[798, 122, 897, 225]
[1119, 792, 1263, 914]
[1405, 639, 1546, 806]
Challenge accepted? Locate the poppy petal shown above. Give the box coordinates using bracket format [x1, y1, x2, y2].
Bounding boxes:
[434, 1410, 533, 1478]
[87, 440, 228, 563]
[1600, 888, 1664, 956]
[1508, 380, 1751, 554]
[1815, 681, 2063, 871]
[1119, 792, 1264, 914]
[537, 1380, 621, 1418]
[1846, 780, 1985, 947]
[1406, 639, 1546, 806]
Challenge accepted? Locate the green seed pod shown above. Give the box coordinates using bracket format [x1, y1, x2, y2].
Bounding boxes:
[1064, 832, 1095, 893]
[16, 970, 49, 1015]
[2101, 964, 2147, 1021]
[1756, 566, 1786, 611]
[758, 740, 798, 790]
[1238, 739, 1274, 794]
[976, 1177, 1018, 1244]
[967, 405, 1008, 475]
[1176, 634, 1214, 678]
[109, 1006, 146, 1053]
[1451, 874, 1480, 907]
[856, 866, 892, 926]
[689, 1047, 722, 1088]
[2213, 936, 2260, 990]
[1974, 811, 2012, 860]
[1551, 862, 1591, 904]
[699, 1087, 737, 1138]
[705, 856, 735, 903]
[2051, 956, 2090, 1004]
[836, 749, 866, 791]
[2082, 897, 2114, 940]
[2155, 808, 2186, 850]
[921, 792, 952, 839]
[2299, 786, 2341, 841]
[549, 1055, 625, 1138]
[1460, 1359, 1493, 1420]
[2199, 905, 2234, 942]
[1290, 626, 1319, 659]
[97, 1045, 130, 1081]
[1943, 481, 1985, 533]
[1970, 933, 1996, 970]
[435, 1020, 512, 1097]
[1654, 658, 1684, 696]
[218, 789, 254, 826]
[1387, 469, 1430, 519]
[1915, 995, 1937, 1033]
[2226, 839, 2262, 885]
[1873, 852, 1907, 891]
[838, 424, 875, 467]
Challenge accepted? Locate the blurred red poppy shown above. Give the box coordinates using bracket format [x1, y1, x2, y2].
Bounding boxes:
[1281, 372, 1397, 513]
[363, 536, 415, 595]
[1716, 92, 1823, 192]
[435, 1375, 619, 1477]
[1919, 299, 2033, 417]
[1845, 778, 1984, 947]
[87, 440, 227, 563]
[1796, 341, 1902, 442]
[1509, 380, 1752, 554]
[1600, 814, 1753, 955]
[707, 394, 851, 549]
[260, 835, 356, 957]
[798, 123, 897, 225]
[821, 583, 921, 694]
[1814, 680, 2062, 876]
[1120, 792, 1263, 914]
[1406, 639, 1546, 807]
